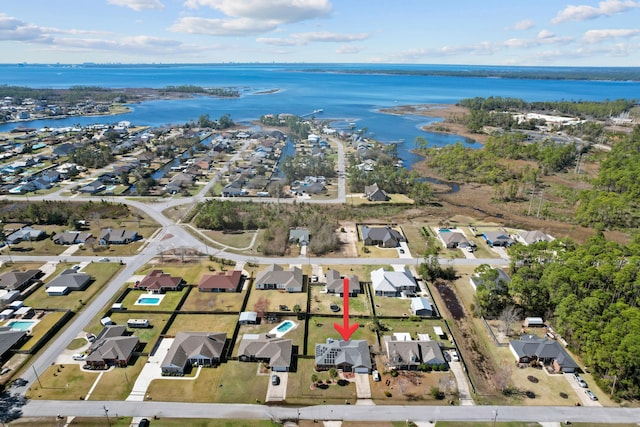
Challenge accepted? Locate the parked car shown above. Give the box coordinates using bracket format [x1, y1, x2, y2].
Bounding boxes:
[449, 350, 460, 362]
[1, 367, 11, 375]
[12, 378, 28, 387]
[72, 353, 86, 361]
[99, 257, 110, 262]
[311, 274, 318, 282]
[330, 303, 340, 312]
[574, 373, 588, 388]
[372, 370, 381, 382]
[86, 333, 97, 342]
[139, 418, 150, 427]
[399, 249, 405, 254]
[585, 390, 598, 401]
[271, 374, 280, 385]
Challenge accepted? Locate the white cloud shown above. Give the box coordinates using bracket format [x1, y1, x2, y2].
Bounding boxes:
[582, 28, 640, 42]
[169, 17, 279, 36]
[552, 0, 640, 24]
[257, 31, 368, 46]
[336, 45, 364, 54]
[508, 19, 535, 31]
[107, 0, 165, 11]
[183, 0, 332, 24]
[0, 14, 51, 42]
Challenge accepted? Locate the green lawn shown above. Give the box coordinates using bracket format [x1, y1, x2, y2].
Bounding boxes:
[120, 288, 187, 312]
[246, 288, 308, 314]
[24, 262, 122, 310]
[285, 358, 357, 405]
[215, 360, 269, 403]
[166, 313, 239, 336]
[201, 229, 257, 249]
[146, 365, 225, 402]
[372, 294, 414, 317]
[87, 357, 147, 401]
[309, 286, 371, 316]
[181, 287, 246, 312]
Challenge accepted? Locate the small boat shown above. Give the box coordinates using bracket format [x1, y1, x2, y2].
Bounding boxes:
[313, 109, 324, 114]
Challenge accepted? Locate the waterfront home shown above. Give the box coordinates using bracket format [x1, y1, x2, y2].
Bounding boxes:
[364, 183, 389, 202]
[362, 225, 404, 248]
[315, 339, 371, 373]
[161, 332, 226, 375]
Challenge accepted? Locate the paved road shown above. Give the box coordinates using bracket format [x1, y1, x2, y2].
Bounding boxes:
[20, 400, 640, 423]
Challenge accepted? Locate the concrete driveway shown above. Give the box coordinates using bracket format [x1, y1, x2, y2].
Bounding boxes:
[266, 372, 288, 402]
[448, 360, 474, 405]
[127, 338, 174, 401]
[354, 373, 371, 399]
[564, 373, 602, 407]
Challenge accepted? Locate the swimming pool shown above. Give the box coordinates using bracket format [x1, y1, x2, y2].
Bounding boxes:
[5, 320, 37, 331]
[135, 295, 164, 306]
[269, 320, 297, 337]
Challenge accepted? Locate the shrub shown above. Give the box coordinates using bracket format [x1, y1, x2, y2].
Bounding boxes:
[384, 391, 392, 397]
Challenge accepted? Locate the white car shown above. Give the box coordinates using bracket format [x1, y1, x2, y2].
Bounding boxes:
[449, 350, 460, 362]
[72, 353, 86, 361]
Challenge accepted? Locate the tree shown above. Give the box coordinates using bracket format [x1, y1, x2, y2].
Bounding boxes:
[498, 305, 520, 338]
[253, 296, 271, 319]
[293, 304, 301, 314]
[329, 367, 338, 380]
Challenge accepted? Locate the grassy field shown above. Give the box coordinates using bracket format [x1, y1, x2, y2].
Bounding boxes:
[16, 311, 67, 351]
[26, 363, 99, 400]
[201, 229, 256, 249]
[165, 313, 239, 336]
[24, 262, 123, 310]
[369, 369, 457, 404]
[246, 287, 308, 314]
[180, 286, 246, 312]
[120, 288, 187, 312]
[309, 286, 372, 316]
[87, 357, 147, 401]
[146, 360, 268, 404]
[284, 358, 358, 405]
[135, 263, 213, 285]
[371, 294, 414, 317]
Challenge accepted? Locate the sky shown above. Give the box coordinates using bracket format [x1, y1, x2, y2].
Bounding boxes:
[0, 0, 639, 65]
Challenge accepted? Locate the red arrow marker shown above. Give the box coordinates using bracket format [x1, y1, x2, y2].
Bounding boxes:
[334, 277, 359, 341]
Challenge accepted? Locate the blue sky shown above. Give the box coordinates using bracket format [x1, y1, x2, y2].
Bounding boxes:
[1, 0, 639, 65]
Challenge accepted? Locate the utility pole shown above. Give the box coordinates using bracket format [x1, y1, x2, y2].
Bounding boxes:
[103, 406, 111, 427]
[536, 189, 544, 218]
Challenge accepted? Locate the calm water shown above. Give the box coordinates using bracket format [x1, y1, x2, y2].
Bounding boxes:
[2, 64, 638, 168]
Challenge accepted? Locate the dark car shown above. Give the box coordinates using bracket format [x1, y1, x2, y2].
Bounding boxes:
[330, 303, 340, 312]
[13, 378, 28, 387]
[139, 418, 150, 427]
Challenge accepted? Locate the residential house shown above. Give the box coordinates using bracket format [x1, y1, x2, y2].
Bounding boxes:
[198, 270, 243, 293]
[515, 230, 554, 246]
[410, 297, 434, 317]
[371, 267, 417, 297]
[99, 228, 138, 245]
[361, 225, 405, 248]
[78, 180, 106, 194]
[52, 231, 92, 245]
[221, 180, 248, 197]
[85, 325, 139, 368]
[45, 269, 92, 294]
[288, 228, 310, 246]
[324, 269, 361, 297]
[0, 269, 42, 292]
[469, 268, 510, 291]
[509, 335, 579, 373]
[315, 339, 371, 373]
[238, 333, 293, 372]
[364, 183, 389, 202]
[437, 230, 469, 249]
[40, 169, 61, 183]
[255, 265, 303, 293]
[134, 270, 184, 293]
[0, 327, 28, 362]
[161, 332, 226, 375]
[384, 335, 446, 370]
[482, 229, 514, 247]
